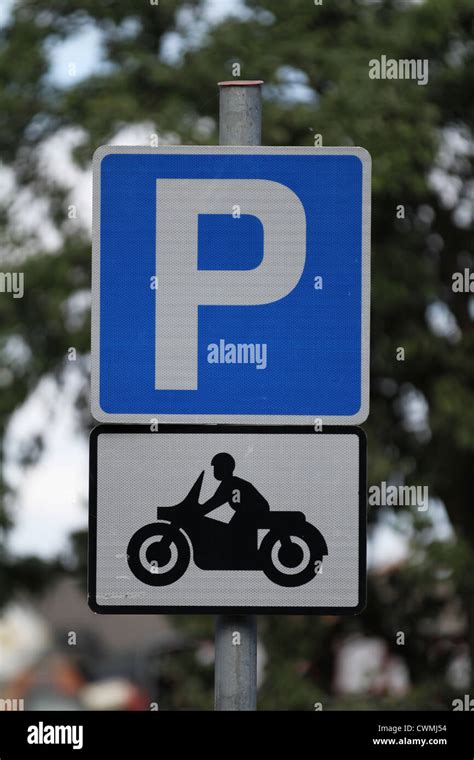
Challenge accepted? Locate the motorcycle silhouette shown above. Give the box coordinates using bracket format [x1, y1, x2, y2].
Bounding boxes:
[127, 470, 328, 588]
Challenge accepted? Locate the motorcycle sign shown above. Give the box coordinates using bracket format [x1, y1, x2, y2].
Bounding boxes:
[89, 426, 366, 614]
[127, 457, 328, 588]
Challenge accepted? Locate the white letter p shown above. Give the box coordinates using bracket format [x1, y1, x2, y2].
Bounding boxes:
[155, 179, 306, 390]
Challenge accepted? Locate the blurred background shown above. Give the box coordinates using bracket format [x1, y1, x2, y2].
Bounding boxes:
[0, 0, 473, 710]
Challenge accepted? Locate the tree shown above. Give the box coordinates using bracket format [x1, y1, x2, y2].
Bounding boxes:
[0, 0, 473, 708]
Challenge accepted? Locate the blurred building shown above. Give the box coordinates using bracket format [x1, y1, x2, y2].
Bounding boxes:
[0, 577, 187, 710]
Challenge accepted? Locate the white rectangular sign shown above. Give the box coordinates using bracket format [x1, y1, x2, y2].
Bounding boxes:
[89, 426, 366, 614]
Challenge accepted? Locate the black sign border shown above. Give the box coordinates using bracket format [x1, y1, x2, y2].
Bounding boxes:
[88, 425, 367, 615]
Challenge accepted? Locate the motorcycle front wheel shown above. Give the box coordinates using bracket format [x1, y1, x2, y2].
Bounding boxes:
[260, 525, 325, 587]
[127, 522, 191, 586]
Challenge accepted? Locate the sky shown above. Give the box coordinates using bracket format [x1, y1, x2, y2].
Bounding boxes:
[1, 0, 247, 84]
[0, 0, 14, 27]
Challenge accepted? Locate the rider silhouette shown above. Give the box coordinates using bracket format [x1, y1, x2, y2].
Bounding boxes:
[199, 453, 270, 523]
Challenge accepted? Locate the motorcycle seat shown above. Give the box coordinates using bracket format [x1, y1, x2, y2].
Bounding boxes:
[257, 511, 306, 527]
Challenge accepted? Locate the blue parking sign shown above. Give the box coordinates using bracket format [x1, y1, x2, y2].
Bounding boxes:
[92, 146, 370, 424]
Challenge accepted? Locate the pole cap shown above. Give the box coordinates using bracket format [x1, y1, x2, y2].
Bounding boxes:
[218, 80, 264, 87]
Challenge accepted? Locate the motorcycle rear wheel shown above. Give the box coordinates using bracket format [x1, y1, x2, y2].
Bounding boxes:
[260, 526, 325, 587]
[127, 522, 190, 586]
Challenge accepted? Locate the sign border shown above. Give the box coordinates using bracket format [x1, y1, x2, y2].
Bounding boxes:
[91, 145, 371, 425]
[88, 424, 367, 615]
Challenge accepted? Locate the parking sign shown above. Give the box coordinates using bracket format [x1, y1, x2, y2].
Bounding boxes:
[92, 146, 370, 424]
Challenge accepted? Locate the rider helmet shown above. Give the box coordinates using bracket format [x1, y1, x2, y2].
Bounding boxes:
[211, 452, 235, 474]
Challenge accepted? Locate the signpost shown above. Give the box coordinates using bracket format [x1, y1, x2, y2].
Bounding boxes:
[89, 79, 371, 711]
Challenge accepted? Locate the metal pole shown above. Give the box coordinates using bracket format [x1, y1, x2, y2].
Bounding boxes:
[214, 614, 257, 710]
[218, 80, 263, 145]
[214, 79, 263, 711]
